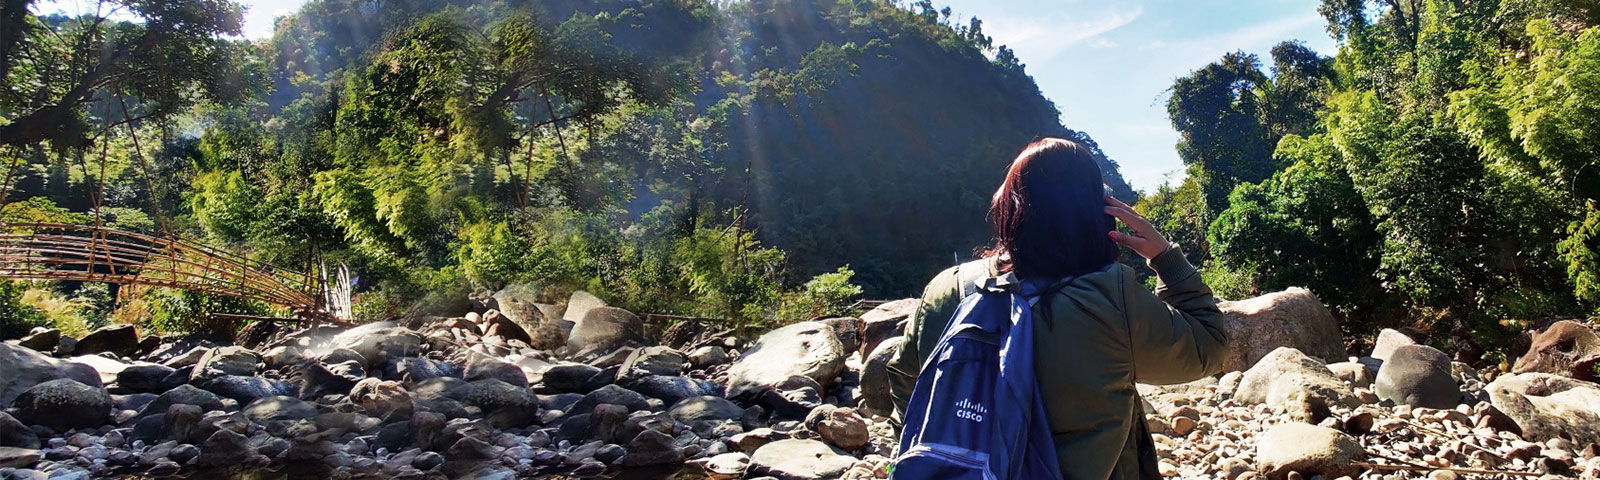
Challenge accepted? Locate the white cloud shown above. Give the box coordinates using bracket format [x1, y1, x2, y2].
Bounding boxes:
[985, 6, 1144, 60]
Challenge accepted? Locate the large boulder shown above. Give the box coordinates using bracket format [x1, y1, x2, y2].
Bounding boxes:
[562, 290, 607, 326]
[325, 322, 426, 368]
[566, 307, 645, 358]
[16, 328, 59, 352]
[1369, 328, 1418, 362]
[858, 298, 917, 358]
[748, 439, 856, 480]
[0, 343, 101, 406]
[1512, 321, 1600, 382]
[116, 364, 179, 394]
[668, 396, 744, 426]
[243, 396, 318, 422]
[139, 384, 225, 416]
[620, 375, 721, 407]
[1235, 347, 1358, 422]
[1486, 372, 1600, 445]
[448, 379, 539, 428]
[805, 404, 870, 451]
[1255, 423, 1363, 479]
[1218, 288, 1344, 372]
[9, 379, 112, 430]
[1373, 344, 1459, 409]
[726, 321, 846, 400]
[189, 346, 261, 380]
[857, 336, 904, 418]
[619, 346, 688, 378]
[64, 354, 130, 385]
[490, 285, 568, 351]
[72, 325, 139, 357]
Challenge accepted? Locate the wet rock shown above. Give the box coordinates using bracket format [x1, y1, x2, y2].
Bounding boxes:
[620, 375, 721, 406]
[17, 329, 59, 353]
[1218, 288, 1344, 372]
[857, 336, 904, 418]
[805, 405, 869, 451]
[326, 322, 426, 368]
[1373, 344, 1460, 409]
[619, 429, 683, 467]
[391, 357, 459, 383]
[139, 384, 224, 417]
[1256, 423, 1363, 480]
[727, 321, 846, 401]
[620, 346, 688, 378]
[1513, 321, 1600, 381]
[748, 438, 856, 480]
[242, 396, 318, 423]
[196, 375, 292, 404]
[567, 307, 646, 359]
[0, 343, 103, 406]
[72, 325, 139, 357]
[1236, 347, 1358, 422]
[1487, 372, 1600, 445]
[10, 379, 112, 430]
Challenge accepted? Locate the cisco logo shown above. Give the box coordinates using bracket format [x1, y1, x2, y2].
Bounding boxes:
[955, 398, 987, 423]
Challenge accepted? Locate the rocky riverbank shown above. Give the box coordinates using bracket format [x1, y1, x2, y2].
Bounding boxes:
[0, 287, 1597, 479]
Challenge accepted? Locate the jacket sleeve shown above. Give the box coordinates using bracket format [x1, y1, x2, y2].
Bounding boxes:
[885, 266, 959, 421]
[1123, 245, 1229, 385]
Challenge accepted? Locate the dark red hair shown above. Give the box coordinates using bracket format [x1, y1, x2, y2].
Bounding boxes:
[985, 138, 1119, 278]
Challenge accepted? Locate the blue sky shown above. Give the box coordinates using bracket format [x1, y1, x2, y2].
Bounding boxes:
[35, 0, 1338, 191]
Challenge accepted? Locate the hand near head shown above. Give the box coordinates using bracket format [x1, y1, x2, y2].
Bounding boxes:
[1103, 195, 1171, 260]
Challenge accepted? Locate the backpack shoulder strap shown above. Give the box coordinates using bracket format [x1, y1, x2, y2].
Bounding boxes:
[954, 258, 990, 300]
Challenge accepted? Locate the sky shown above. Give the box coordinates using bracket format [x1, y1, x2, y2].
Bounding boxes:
[34, 0, 1339, 191]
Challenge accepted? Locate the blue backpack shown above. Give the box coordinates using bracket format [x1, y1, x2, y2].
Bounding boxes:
[893, 264, 1066, 480]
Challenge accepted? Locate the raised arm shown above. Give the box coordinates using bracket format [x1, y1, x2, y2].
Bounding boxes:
[1104, 196, 1229, 384]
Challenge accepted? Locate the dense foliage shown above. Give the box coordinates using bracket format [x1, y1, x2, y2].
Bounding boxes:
[0, 0, 1133, 333]
[1146, 0, 1600, 357]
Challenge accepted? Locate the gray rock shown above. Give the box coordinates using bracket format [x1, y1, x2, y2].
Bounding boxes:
[0, 447, 41, 468]
[0, 343, 102, 406]
[115, 364, 178, 394]
[620, 346, 688, 378]
[326, 322, 426, 368]
[562, 290, 607, 325]
[619, 429, 683, 467]
[857, 336, 904, 418]
[1255, 423, 1363, 480]
[688, 346, 730, 370]
[539, 363, 603, 393]
[1235, 347, 1358, 422]
[17, 329, 59, 353]
[1373, 344, 1459, 409]
[190, 346, 260, 381]
[0, 411, 40, 448]
[391, 357, 460, 383]
[194, 429, 260, 468]
[160, 346, 211, 369]
[570, 385, 651, 415]
[299, 361, 360, 399]
[621, 375, 721, 407]
[859, 298, 917, 358]
[448, 379, 538, 428]
[489, 284, 555, 348]
[261, 346, 306, 369]
[567, 307, 645, 359]
[1487, 372, 1600, 445]
[9, 379, 111, 430]
[243, 396, 318, 422]
[727, 321, 846, 401]
[804, 404, 869, 451]
[1326, 361, 1374, 389]
[139, 384, 224, 417]
[1370, 328, 1417, 362]
[196, 375, 293, 404]
[463, 354, 529, 388]
[669, 396, 745, 426]
[748, 439, 855, 480]
[704, 451, 751, 477]
[72, 325, 139, 357]
[1217, 288, 1344, 372]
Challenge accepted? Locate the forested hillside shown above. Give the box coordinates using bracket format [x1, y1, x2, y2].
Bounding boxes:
[0, 0, 1132, 335]
[1147, 0, 1600, 358]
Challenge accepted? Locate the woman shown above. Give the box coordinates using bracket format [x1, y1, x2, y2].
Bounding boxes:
[886, 138, 1229, 479]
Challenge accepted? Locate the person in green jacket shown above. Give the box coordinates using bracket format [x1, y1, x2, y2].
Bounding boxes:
[887, 137, 1229, 479]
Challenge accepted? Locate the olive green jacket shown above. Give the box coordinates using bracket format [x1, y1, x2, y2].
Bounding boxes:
[887, 246, 1228, 480]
